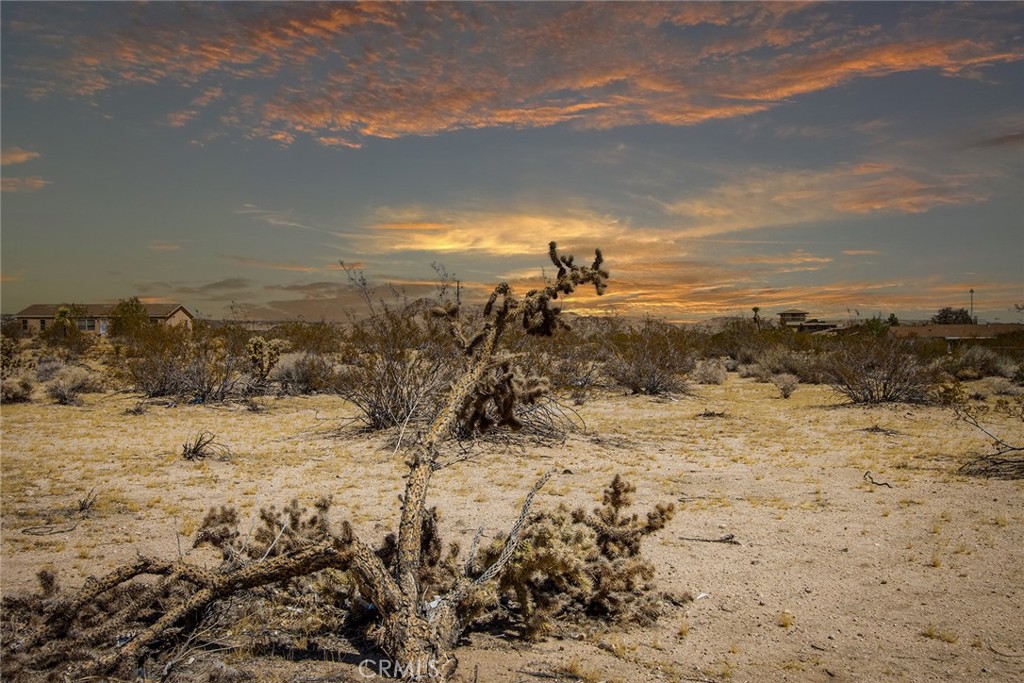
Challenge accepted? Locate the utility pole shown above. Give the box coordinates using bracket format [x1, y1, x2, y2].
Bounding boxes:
[456, 280, 461, 305]
[970, 288, 975, 323]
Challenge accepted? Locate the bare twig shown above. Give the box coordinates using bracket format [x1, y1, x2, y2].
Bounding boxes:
[864, 471, 893, 488]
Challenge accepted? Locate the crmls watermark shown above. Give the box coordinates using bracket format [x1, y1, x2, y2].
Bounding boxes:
[358, 658, 441, 679]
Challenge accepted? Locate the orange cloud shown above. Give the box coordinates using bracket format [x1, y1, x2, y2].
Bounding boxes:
[228, 255, 324, 273]
[1, 147, 40, 165]
[1, 177, 50, 193]
[149, 241, 182, 251]
[664, 162, 990, 237]
[8, 4, 1020, 146]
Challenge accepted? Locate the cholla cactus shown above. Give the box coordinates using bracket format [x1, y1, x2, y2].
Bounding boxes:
[246, 336, 287, 383]
[476, 474, 675, 639]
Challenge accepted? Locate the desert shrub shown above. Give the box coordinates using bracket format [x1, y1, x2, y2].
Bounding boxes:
[605, 318, 694, 395]
[694, 357, 727, 385]
[1, 374, 35, 403]
[39, 305, 94, 359]
[336, 303, 462, 430]
[755, 345, 824, 384]
[945, 345, 1015, 380]
[45, 366, 98, 405]
[1, 336, 22, 378]
[246, 335, 287, 385]
[107, 297, 151, 340]
[737, 362, 766, 380]
[111, 321, 259, 401]
[269, 319, 344, 356]
[272, 352, 338, 394]
[34, 356, 65, 382]
[111, 323, 192, 397]
[509, 323, 605, 405]
[823, 335, 940, 404]
[771, 373, 799, 399]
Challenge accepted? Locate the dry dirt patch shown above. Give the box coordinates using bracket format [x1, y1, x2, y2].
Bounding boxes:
[2, 376, 1022, 682]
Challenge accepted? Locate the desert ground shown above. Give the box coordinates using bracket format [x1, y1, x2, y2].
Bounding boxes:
[2, 375, 1022, 682]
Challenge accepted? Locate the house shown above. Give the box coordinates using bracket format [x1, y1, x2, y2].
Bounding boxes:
[13, 303, 193, 336]
[777, 309, 839, 332]
[778, 309, 809, 326]
[890, 323, 1024, 347]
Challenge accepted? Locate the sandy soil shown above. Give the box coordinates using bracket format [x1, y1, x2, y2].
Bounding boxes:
[2, 375, 1022, 682]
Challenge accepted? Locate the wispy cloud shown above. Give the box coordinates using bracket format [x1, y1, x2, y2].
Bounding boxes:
[148, 241, 181, 252]
[1, 147, 40, 165]
[227, 255, 343, 273]
[662, 161, 989, 237]
[970, 130, 1024, 148]
[235, 204, 338, 236]
[6, 4, 1021, 147]
[842, 249, 881, 256]
[1, 177, 50, 193]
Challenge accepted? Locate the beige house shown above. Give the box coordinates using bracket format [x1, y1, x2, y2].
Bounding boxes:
[14, 303, 193, 336]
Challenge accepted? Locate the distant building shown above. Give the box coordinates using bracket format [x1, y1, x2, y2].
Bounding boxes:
[777, 309, 839, 332]
[891, 323, 1024, 344]
[778, 309, 809, 326]
[13, 303, 193, 335]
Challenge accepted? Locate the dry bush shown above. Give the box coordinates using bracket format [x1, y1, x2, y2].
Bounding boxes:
[755, 346, 824, 384]
[944, 345, 1016, 380]
[605, 318, 694, 395]
[1, 374, 35, 403]
[823, 335, 940, 404]
[45, 366, 100, 406]
[336, 302, 461, 431]
[771, 373, 800, 399]
[272, 352, 338, 395]
[111, 322, 265, 402]
[34, 356, 65, 383]
[181, 431, 232, 461]
[948, 387, 1024, 479]
[694, 358, 727, 385]
[1, 335, 22, 378]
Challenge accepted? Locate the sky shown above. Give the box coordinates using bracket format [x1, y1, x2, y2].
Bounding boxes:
[1, 1, 1023, 324]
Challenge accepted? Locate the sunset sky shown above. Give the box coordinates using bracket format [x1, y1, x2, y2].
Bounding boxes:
[2, 2, 1022, 323]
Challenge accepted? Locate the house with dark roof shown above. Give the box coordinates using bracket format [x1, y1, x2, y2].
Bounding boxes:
[13, 303, 193, 336]
[777, 309, 840, 332]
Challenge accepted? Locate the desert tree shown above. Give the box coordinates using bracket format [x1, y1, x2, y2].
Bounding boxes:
[108, 296, 151, 340]
[5, 243, 629, 682]
[931, 306, 973, 325]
